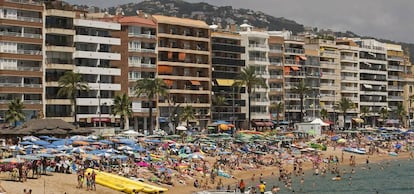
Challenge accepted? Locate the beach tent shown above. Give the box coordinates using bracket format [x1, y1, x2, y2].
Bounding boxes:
[311, 118, 329, 126]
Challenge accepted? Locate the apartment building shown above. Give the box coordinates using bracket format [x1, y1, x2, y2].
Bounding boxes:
[267, 32, 285, 122]
[353, 39, 388, 127]
[337, 39, 360, 127]
[0, 0, 44, 122]
[386, 43, 405, 117]
[211, 30, 246, 128]
[403, 54, 414, 127]
[153, 15, 211, 130]
[44, 3, 76, 122]
[239, 25, 272, 127]
[114, 16, 157, 130]
[272, 31, 307, 122]
[303, 42, 321, 121]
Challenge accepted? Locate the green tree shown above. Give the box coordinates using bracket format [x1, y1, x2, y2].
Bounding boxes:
[233, 66, 267, 129]
[337, 97, 354, 129]
[5, 99, 25, 127]
[379, 107, 389, 125]
[180, 105, 196, 129]
[213, 95, 227, 121]
[360, 106, 369, 127]
[111, 93, 132, 130]
[269, 102, 283, 127]
[320, 108, 328, 120]
[394, 103, 406, 126]
[135, 78, 168, 134]
[292, 80, 310, 122]
[57, 71, 89, 126]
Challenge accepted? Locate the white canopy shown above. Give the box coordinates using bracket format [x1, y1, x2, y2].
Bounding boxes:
[176, 126, 187, 131]
[311, 118, 329, 126]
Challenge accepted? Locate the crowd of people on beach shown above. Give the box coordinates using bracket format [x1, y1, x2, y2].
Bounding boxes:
[0, 127, 412, 194]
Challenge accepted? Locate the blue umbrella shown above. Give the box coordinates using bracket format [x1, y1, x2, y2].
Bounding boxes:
[132, 146, 146, 152]
[43, 144, 57, 149]
[118, 139, 135, 145]
[395, 143, 402, 149]
[39, 136, 51, 140]
[33, 140, 51, 146]
[99, 140, 113, 144]
[19, 141, 34, 145]
[145, 139, 161, 143]
[48, 137, 61, 141]
[331, 135, 339, 141]
[37, 153, 54, 158]
[52, 140, 72, 146]
[87, 150, 104, 155]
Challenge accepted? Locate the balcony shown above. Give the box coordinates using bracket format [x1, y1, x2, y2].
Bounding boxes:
[340, 55, 357, 61]
[341, 76, 358, 81]
[128, 33, 156, 39]
[129, 63, 156, 68]
[0, 83, 41, 88]
[341, 86, 359, 91]
[0, 31, 41, 39]
[388, 65, 404, 71]
[249, 57, 268, 63]
[341, 66, 358, 71]
[75, 35, 121, 45]
[321, 50, 339, 57]
[388, 75, 404, 81]
[0, 65, 41, 71]
[269, 75, 283, 79]
[388, 96, 404, 101]
[1, 15, 42, 23]
[387, 86, 404, 91]
[74, 66, 121, 76]
[212, 43, 245, 53]
[248, 43, 268, 50]
[73, 51, 120, 61]
[2, 49, 42, 55]
[5, 0, 42, 5]
[285, 48, 304, 55]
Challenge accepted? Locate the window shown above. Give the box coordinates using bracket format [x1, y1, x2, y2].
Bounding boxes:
[128, 41, 140, 51]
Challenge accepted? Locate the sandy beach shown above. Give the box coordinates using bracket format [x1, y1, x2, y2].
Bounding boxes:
[1, 146, 410, 194]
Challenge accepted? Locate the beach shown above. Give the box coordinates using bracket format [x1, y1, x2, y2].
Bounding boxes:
[1, 145, 411, 194]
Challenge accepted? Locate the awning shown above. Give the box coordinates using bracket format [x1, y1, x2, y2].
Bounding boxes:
[352, 118, 364, 123]
[190, 80, 201, 85]
[91, 118, 111, 122]
[299, 56, 307, 60]
[253, 121, 265, 127]
[291, 66, 300, 71]
[216, 79, 235, 86]
[363, 84, 373, 89]
[284, 66, 291, 74]
[158, 65, 173, 74]
[163, 79, 173, 87]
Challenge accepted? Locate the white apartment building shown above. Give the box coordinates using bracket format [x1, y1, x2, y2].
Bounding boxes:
[386, 43, 405, 114]
[72, 17, 121, 125]
[239, 25, 271, 124]
[353, 39, 388, 127]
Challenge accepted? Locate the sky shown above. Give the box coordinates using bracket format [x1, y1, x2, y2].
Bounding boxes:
[65, 0, 414, 43]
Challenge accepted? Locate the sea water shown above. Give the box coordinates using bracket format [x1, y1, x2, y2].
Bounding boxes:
[255, 158, 414, 194]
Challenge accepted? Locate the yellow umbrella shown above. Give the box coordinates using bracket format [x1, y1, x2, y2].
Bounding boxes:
[337, 138, 347, 143]
[219, 124, 229, 131]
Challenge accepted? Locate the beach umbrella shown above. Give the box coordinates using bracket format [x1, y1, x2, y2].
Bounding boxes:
[97, 152, 112, 158]
[158, 167, 172, 174]
[122, 130, 140, 136]
[190, 153, 204, 159]
[136, 161, 149, 167]
[39, 136, 51, 140]
[395, 143, 402, 149]
[19, 141, 34, 146]
[82, 154, 100, 160]
[337, 138, 347, 143]
[99, 140, 113, 144]
[9, 145, 24, 151]
[331, 135, 339, 141]
[70, 135, 88, 141]
[33, 140, 51, 146]
[47, 137, 61, 141]
[17, 155, 39, 160]
[218, 151, 231, 155]
[52, 140, 72, 146]
[72, 141, 90, 146]
[36, 153, 54, 158]
[56, 145, 71, 151]
[132, 146, 146, 152]
[24, 144, 40, 149]
[118, 145, 133, 150]
[40, 148, 58, 154]
[145, 139, 161, 143]
[105, 148, 120, 154]
[71, 147, 85, 154]
[118, 139, 136, 145]
[43, 144, 57, 149]
[22, 136, 39, 142]
[0, 157, 25, 164]
[87, 135, 99, 140]
[176, 126, 187, 131]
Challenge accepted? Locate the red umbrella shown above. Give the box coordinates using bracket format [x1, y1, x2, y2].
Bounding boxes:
[136, 161, 149, 167]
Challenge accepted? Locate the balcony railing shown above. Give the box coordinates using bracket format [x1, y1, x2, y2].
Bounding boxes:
[5, 0, 42, 5]
[128, 33, 156, 39]
[341, 55, 357, 61]
[285, 48, 304, 54]
[341, 86, 358, 91]
[388, 96, 404, 100]
[341, 66, 358, 71]
[249, 57, 268, 62]
[0, 31, 42, 39]
[0, 83, 42, 88]
[388, 86, 404, 91]
[341, 76, 358, 81]
[388, 65, 404, 71]
[0, 66, 41, 71]
[129, 63, 156, 68]
[248, 44, 268, 49]
[2, 49, 42, 55]
[269, 75, 283, 79]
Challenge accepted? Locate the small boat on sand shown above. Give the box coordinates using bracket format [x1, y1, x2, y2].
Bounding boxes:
[343, 147, 366, 154]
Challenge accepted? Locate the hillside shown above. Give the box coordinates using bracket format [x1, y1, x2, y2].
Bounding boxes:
[71, 0, 414, 62]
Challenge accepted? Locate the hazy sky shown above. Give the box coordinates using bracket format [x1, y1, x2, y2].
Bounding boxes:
[65, 0, 414, 43]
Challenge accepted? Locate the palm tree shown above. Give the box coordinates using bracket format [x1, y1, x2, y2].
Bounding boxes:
[360, 106, 369, 127]
[292, 80, 310, 122]
[213, 96, 227, 121]
[112, 93, 132, 130]
[379, 107, 389, 126]
[320, 108, 328, 120]
[233, 66, 267, 129]
[394, 103, 406, 126]
[57, 71, 89, 126]
[5, 99, 25, 127]
[180, 105, 196, 128]
[269, 102, 283, 127]
[134, 78, 168, 135]
[337, 97, 354, 129]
